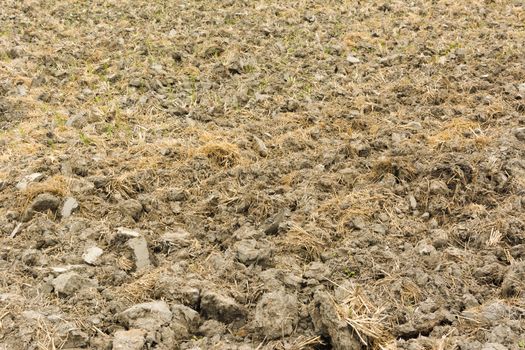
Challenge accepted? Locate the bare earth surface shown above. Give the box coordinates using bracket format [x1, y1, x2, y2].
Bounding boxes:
[1, 0, 525, 349]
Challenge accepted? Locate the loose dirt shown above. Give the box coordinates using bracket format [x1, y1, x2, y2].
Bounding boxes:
[1, 0, 524, 349]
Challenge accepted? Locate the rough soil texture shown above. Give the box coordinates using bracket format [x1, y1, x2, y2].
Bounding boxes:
[1, 0, 525, 349]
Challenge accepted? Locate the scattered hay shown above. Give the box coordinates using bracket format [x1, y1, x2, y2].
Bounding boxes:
[198, 142, 240, 168]
[266, 336, 325, 350]
[110, 268, 164, 304]
[104, 169, 158, 198]
[288, 336, 325, 349]
[370, 156, 416, 182]
[16, 175, 70, 214]
[22, 175, 69, 202]
[398, 279, 423, 306]
[116, 255, 134, 272]
[486, 228, 503, 247]
[35, 316, 62, 350]
[279, 224, 326, 260]
[245, 192, 279, 222]
[338, 286, 390, 349]
[428, 118, 490, 149]
[379, 277, 424, 308]
[316, 189, 389, 234]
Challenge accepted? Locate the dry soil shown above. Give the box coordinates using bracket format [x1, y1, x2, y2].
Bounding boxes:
[1, 0, 525, 349]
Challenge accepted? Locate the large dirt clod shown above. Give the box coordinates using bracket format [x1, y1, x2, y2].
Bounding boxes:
[254, 290, 299, 339]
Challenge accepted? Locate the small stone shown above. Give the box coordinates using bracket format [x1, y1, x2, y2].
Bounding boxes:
[346, 54, 360, 64]
[21, 310, 44, 321]
[16, 173, 44, 190]
[500, 261, 525, 297]
[253, 136, 268, 157]
[456, 340, 484, 350]
[81, 87, 93, 96]
[514, 127, 525, 142]
[65, 113, 87, 129]
[310, 291, 361, 350]
[391, 132, 403, 143]
[170, 201, 182, 214]
[303, 12, 316, 22]
[431, 229, 448, 248]
[150, 63, 164, 74]
[304, 261, 330, 281]
[129, 79, 143, 88]
[200, 291, 247, 324]
[82, 246, 103, 265]
[172, 304, 200, 329]
[474, 262, 506, 285]
[119, 301, 172, 332]
[234, 239, 271, 266]
[90, 175, 109, 188]
[350, 216, 366, 230]
[350, 141, 371, 158]
[518, 83, 525, 93]
[116, 227, 141, 238]
[51, 265, 83, 274]
[462, 293, 479, 309]
[371, 223, 386, 234]
[52, 272, 95, 297]
[16, 85, 27, 96]
[0, 293, 24, 304]
[128, 236, 152, 271]
[170, 304, 201, 338]
[255, 290, 299, 339]
[486, 325, 514, 345]
[166, 188, 186, 201]
[119, 199, 143, 220]
[24, 193, 61, 220]
[429, 180, 449, 195]
[7, 47, 23, 59]
[480, 301, 510, 322]
[406, 121, 422, 130]
[62, 329, 89, 348]
[455, 48, 467, 60]
[264, 211, 285, 235]
[22, 249, 46, 266]
[417, 241, 436, 256]
[32, 193, 61, 212]
[197, 319, 226, 337]
[112, 329, 146, 350]
[153, 274, 200, 304]
[160, 227, 192, 248]
[408, 194, 417, 210]
[61, 197, 79, 218]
